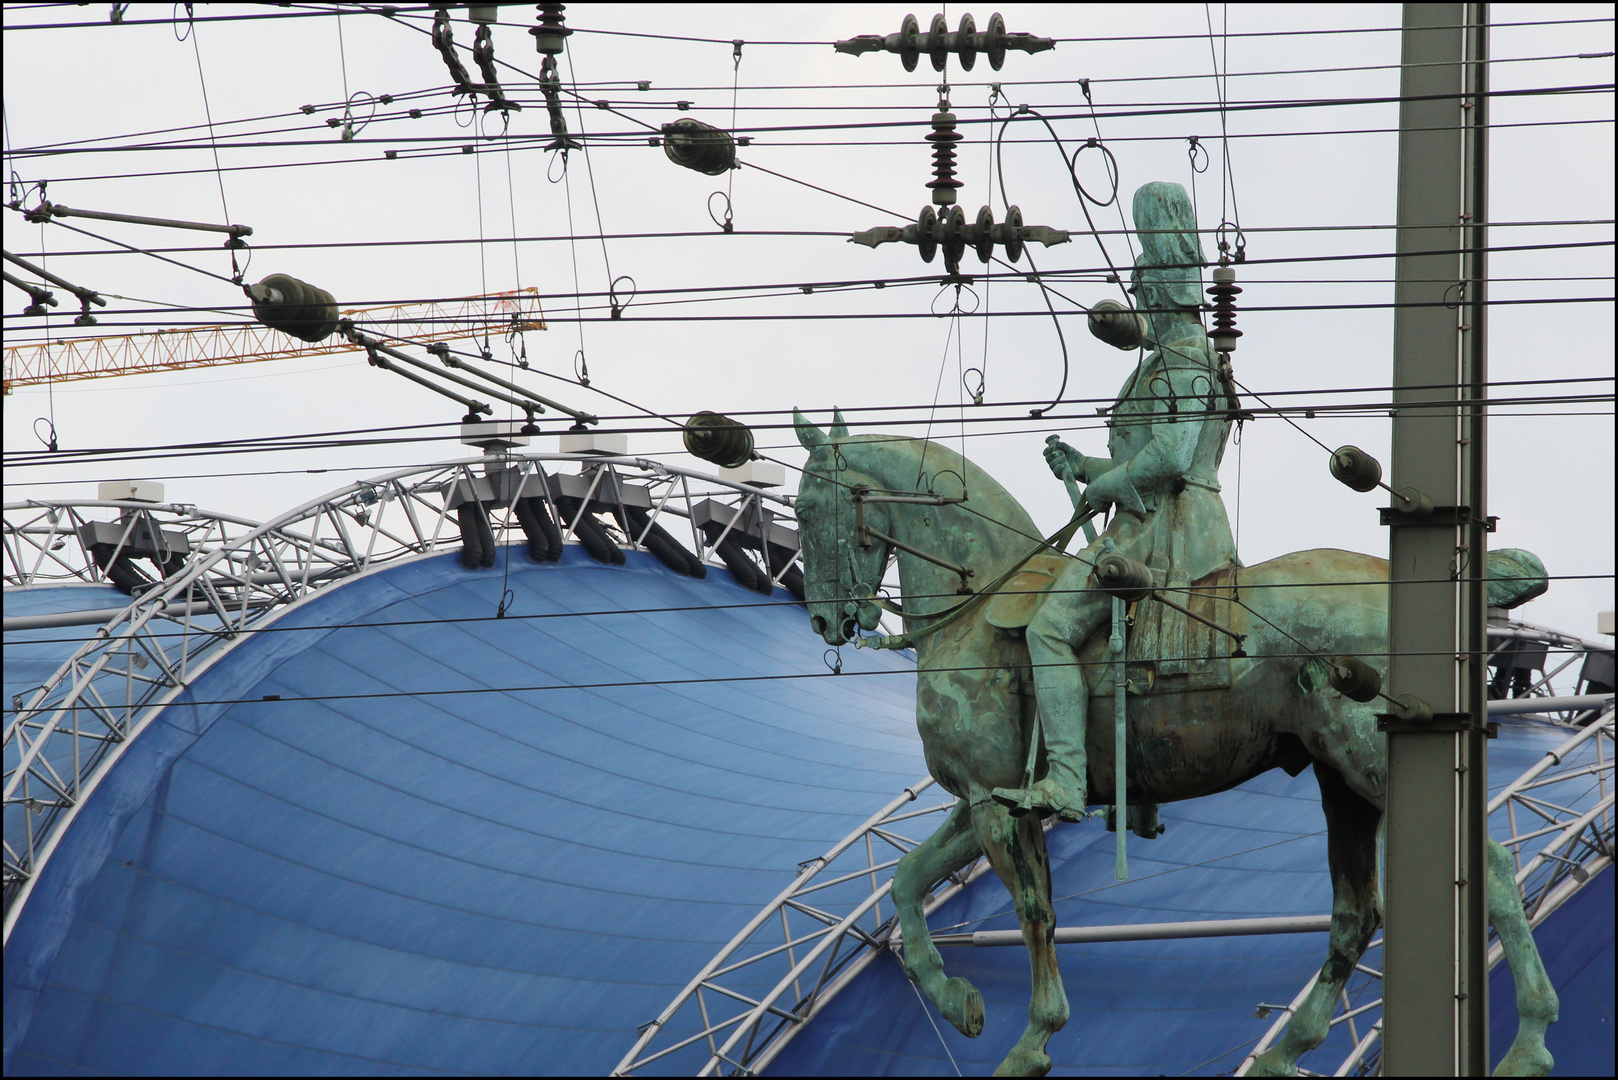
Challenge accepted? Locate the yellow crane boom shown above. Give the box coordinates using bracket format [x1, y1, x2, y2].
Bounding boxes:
[2, 288, 544, 394]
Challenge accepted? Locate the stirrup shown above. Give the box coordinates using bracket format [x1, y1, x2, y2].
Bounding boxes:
[990, 780, 1089, 823]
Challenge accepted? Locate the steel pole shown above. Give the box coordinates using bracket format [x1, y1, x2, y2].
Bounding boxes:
[1382, 4, 1491, 1074]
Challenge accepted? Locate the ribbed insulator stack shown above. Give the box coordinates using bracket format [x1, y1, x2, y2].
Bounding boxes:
[662, 119, 736, 176]
[530, 3, 570, 54]
[926, 107, 962, 206]
[246, 274, 338, 342]
[1207, 264, 1242, 354]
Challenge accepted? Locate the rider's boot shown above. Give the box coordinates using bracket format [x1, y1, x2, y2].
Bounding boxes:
[992, 696, 1090, 823]
[995, 577, 1105, 822]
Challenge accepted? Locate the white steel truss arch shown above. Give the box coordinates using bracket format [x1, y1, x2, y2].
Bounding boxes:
[3, 452, 804, 939]
[619, 710, 1613, 1078]
[612, 777, 1000, 1077]
[1236, 707, 1615, 1077]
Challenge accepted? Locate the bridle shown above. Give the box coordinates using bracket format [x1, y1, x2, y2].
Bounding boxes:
[850, 503, 1101, 652]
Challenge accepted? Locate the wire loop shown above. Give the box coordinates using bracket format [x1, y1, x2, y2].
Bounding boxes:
[1187, 135, 1210, 173]
[1215, 218, 1248, 264]
[33, 417, 58, 452]
[963, 366, 985, 405]
[608, 274, 636, 319]
[339, 91, 377, 141]
[707, 190, 735, 233]
[931, 281, 979, 317]
[1069, 137, 1120, 208]
[546, 147, 568, 183]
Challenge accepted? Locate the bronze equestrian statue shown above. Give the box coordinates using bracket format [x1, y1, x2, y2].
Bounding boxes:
[788, 181, 1558, 1076]
[995, 181, 1238, 824]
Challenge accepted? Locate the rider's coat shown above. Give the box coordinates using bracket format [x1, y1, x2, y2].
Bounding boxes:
[1075, 318, 1238, 591]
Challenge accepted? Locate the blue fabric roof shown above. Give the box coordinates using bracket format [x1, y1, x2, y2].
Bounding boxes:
[5, 563, 1610, 1076]
[4, 583, 135, 718]
[4, 584, 224, 864]
[766, 718, 1613, 1076]
[4, 547, 924, 1075]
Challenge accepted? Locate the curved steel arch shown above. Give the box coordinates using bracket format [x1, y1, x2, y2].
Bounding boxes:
[622, 709, 1614, 1078]
[613, 778, 999, 1077]
[1236, 707, 1615, 1077]
[3, 451, 804, 939]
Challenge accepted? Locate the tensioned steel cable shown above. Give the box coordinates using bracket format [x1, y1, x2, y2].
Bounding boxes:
[15, 267, 1601, 332]
[7, 645, 1614, 716]
[8, 576, 1612, 648]
[13, 47, 1603, 160]
[21, 115, 1614, 187]
[6, 381, 1611, 465]
[13, 228, 1604, 265]
[14, 82, 1607, 157]
[27, 293, 1613, 334]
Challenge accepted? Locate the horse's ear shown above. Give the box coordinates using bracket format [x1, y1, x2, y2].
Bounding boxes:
[830, 408, 850, 439]
[793, 408, 827, 449]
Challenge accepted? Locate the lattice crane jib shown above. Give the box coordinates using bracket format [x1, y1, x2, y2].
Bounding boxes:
[2, 288, 544, 393]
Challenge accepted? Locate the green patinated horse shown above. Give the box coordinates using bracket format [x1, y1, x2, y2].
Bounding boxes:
[791, 413, 1558, 1078]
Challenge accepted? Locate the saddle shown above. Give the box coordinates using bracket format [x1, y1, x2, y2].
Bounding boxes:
[985, 557, 1238, 697]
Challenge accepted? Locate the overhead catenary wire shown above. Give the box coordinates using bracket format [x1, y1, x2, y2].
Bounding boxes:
[6, 385, 1610, 471]
[17, 116, 1615, 189]
[11, 81, 1610, 161]
[4, 265, 1612, 339]
[0, 29, 1605, 573]
[14, 292, 1612, 337]
[8, 642, 1614, 718]
[3, 10, 1609, 623]
[11, 46, 1607, 160]
[8, 571, 1614, 649]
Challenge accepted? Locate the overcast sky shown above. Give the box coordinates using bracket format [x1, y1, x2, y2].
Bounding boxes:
[3, 3, 1613, 637]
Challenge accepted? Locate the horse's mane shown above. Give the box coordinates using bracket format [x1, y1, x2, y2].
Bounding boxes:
[813, 433, 1041, 541]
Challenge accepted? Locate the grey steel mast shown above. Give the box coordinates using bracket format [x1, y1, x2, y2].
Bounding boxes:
[1382, 3, 1492, 1074]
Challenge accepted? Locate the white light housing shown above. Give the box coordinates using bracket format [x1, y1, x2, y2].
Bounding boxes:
[98, 480, 164, 503]
[461, 420, 532, 450]
[559, 430, 628, 455]
[720, 460, 786, 488]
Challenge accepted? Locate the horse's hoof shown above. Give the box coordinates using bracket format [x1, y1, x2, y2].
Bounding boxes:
[1492, 1040, 1553, 1077]
[939, 976, 984, 1038]
[992, 1046, 1052, 1077]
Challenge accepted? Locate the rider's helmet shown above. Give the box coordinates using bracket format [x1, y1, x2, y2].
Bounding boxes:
[1129, 181, 1206, 314]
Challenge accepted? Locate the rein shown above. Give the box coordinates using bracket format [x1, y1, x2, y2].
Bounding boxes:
[852, 506, 1099, 651]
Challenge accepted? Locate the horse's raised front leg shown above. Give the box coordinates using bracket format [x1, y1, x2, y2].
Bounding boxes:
[892, 797, 986, 1038]
[1249, 763, 1381, 1077]
[1487, 837, 1557, 1076]
[969, 798, 1068, 1078]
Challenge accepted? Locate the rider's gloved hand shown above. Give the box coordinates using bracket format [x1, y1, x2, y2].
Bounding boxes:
[1084, 464, 1147, 515]
[1043, 438, 1085, 481]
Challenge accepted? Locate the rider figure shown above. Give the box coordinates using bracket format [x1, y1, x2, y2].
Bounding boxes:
[992, 181, 1239, 821]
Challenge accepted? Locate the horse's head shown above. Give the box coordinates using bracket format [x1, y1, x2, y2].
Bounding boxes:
[793, 408, 888, 646]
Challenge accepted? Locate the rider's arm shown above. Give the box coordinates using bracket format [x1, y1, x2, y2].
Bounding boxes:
[1085, 358, 1211, 511]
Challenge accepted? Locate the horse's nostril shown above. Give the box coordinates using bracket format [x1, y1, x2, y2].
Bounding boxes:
[811, 615, 827, 635]
[841, 618, 858, 640]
